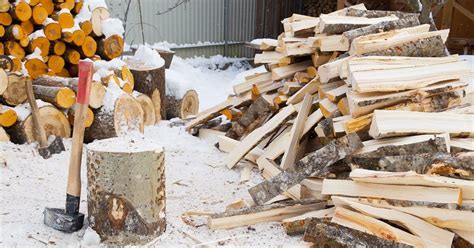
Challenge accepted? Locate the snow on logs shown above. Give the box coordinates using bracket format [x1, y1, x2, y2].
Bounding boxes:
[86, 137, 166, 244]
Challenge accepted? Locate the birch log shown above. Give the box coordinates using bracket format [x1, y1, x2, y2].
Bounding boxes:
[165, 89, 199, 120]
[87, 137, 165, 244]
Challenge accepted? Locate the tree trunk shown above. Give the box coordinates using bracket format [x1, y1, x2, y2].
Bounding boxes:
[87, 138, 165, 244]
[128, 63, 166, 122]
[362, 35, 447, 57]
[0, 73, 27, 106]
[8, 105, 71, 144]
[248, 133, 363, 205]
[133, 92, 156, 126]
[343, 15, 420, 43]
[33, 75, 105, 109]
[225, 95, 274, 140]
[84, 94, 144, 143]
[165, 89, 199, 120]
[303, 218, 412, 248]
[32, 85, 76, 109]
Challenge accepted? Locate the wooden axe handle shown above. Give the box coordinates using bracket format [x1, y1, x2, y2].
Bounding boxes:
[66, 61, 93, 197]
[25, 79, 48, 148]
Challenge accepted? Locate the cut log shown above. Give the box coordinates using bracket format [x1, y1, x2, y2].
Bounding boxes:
[0, 0, 10, 13]
[280, 94, 313, 170]
[319, 14, 398, 35]
[346, 197, 474, 232]
[318, 55, 352, 84]
[133, 92, 156, 126]
[333, 196, 455, 247]
[165, 89, 199, 120]
[332, 207, 434, 247]
[97, 35, 123, 60]
[272, 60, 312, 80]
[226, 105, 296, 169]
[4, 41, 25, 60]
[369, 110, 474, 139]
[9, 104, 71, 144]
[343, 15, 420, 43]
[32, 84, 75, 109]
[50, 41, 66, 56]
[10, 1, 31, 22]
[249, 133, 363, 205]
[5, 24, 26, 40]
[90, 6, 109, 37]
[346, 9, 418, 19]
[127, 61, 165, 122]
[43, 18, 62, 41]
[31, 4, 47, 25]
[310, 35, 349, 52]
[225, 95, 274, 140]
[0, 126, 8, 142]
[64, 48, 80, 64]
[322, 179, 462, 204]
[0, 68, 7, 95]
[47, 55, 65, 73]
[86, 137, 165, 244]
[349, 60, 470, 93]
[282, 207, 334, 236]
[0, 105, 17, 127]
[67, 106, 94, 128]
[84, 94, 144, 142]
[52, 9, 74, 29]
[304, 218, 412, 248]
[28, 36, 50, 58]
[0, 73, 27, 106]
[207, 200, 325, 230]
[25, 57, 48, 79]
[33, 76, 105, 109]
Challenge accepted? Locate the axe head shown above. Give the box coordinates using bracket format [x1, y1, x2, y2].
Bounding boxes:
[38, 136, 65, 159]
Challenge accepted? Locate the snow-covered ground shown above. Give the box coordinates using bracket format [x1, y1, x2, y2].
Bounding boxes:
[0, 56, 304, 247]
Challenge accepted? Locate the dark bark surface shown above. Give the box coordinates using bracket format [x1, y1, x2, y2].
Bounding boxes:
[344, 15, 420, 42]
[362, 35, 447, 57]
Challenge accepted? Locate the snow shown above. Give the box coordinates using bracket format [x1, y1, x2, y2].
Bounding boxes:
[166, 55, 250, 108]
[75, 1, 92, 23]
[43, 18, 58, 26]
[93, 58, 125, 71]
[57, 8, 71, 15]
[28, 30, 46, 40]
[102, 81, 123, 113]
[126, 45, 165, 69]
[250, 38, 276, 45]
[62, 22, 81, 33]
[25, 48, 44, 61]
[81, 228, 100, 246]
[86, 0, 107, 10]
[100, 18, 124, 38]
[14, 100, 51, 121]
[12, 26, 20, 38]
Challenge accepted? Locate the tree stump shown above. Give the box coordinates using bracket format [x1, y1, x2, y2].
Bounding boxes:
[84, 94, 144, 143]
[86, 137, 166, 244]
[127, 61, 166, 122]
[8, 104, 71, 144]
[165, 89, 199, 120]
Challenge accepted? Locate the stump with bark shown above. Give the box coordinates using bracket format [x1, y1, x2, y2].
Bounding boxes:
[87, 137, 166, 244]
[127, 61, 166, 122]
[165, 89, 199, 120]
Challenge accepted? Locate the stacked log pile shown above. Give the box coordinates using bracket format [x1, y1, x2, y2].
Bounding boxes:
[0, 1, 176, 144]
[185, 4, 474, 247]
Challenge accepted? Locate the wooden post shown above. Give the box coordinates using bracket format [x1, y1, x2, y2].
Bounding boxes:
[86, 137, 166, 244]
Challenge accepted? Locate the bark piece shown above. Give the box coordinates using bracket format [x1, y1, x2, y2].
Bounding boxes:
[248, 133, 363, 205]
[346, 9, 419, 19]
[86, 138, 165, 244]
[166, 89, 199, 120]
[319, 14, 398, 35]
[128, 62, 165, 122]
[282, 207, 334, 236]
[303, 218, 412, 248]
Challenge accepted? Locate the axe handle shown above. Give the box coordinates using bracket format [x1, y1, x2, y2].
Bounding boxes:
[66, 61, 93, 203]
[25, 79, 48, 148]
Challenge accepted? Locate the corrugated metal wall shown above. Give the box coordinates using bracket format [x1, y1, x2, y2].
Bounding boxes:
[106, 0, 256, 58]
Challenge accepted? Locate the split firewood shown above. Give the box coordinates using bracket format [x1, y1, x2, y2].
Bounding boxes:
[309, 34, 349, 52]
[369, 110, 474, 139]
[0, 73, 27, 106]
[451, 138, 474, 153]
[332, 196, 455, 247]
[346, 9, 419, 19]
[319, 98, 340, 119]
[207, 199, 326, 230]
[318, 55, 352, 84]
[127, 60, 165, 122]
[33, 76, 105, 109]
[225, 95, 274, 140]
[84, 93, 144, 143]
[310, 51, 332, 67]
[350, 169, 474, 200]
[282, 207, 334, 236]
[166, 89, 199, 120]
[249, 133, 362, 205]
[0, 104, 17, 127]
[133, 92, 156, 126]
[318, 80, 345, 99]
[319, 14, 398, 35]
[32, 84, 75, 109]
[272, 60, 312, 80]
[323, 179, 462, 204]
[303, 218, 412, 248]
[9, 103, 71, 144]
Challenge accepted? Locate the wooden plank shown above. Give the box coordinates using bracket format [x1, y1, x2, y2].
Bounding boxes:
[350, 169, 474, 200]
[272, 60, 312, 80]
[281, 94, 313, 170]
[453, 0, 474, 22]
[332, 197, 454, 247]
[325, 84, 348, 102]
[233, 72, 272, 95]
[286, 78, 320, 105]
[254, 51, 286, 64]
[332, 207, 430, 247]
[319, 35, 349, 52]
[451, 138, 474, 151]
[441, 0, 454, 29]
[369, 110, 474, 139]
[319, 56, 353, 84]
[225, 105, 296, 168]
[322, 179, 462, 204]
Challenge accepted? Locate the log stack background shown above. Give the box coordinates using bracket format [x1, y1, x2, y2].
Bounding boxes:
[186, 3, 474, 247]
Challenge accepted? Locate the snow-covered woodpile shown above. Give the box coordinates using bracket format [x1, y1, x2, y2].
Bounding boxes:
[0, 1, 182, 144]
[186, 4, 474, 247]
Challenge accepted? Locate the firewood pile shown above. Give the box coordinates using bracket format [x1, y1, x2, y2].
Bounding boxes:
[0, 1, 197, 144]
[185, 4, 474, 247]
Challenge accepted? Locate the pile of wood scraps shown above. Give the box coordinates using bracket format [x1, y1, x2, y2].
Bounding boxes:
[185, 4, 474, 247]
